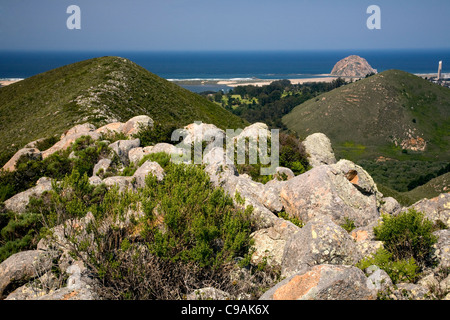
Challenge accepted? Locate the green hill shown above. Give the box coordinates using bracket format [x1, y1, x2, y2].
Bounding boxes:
[377, 172, 450, 206]
[282, 70, 450, 162]
[0, 56, 247, 165]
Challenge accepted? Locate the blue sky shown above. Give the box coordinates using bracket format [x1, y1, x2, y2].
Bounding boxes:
[0, 0, 449, 51]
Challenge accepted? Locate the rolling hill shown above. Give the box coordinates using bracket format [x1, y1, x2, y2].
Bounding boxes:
[282, 70, 450, 162]
[0, 56, 247, 165]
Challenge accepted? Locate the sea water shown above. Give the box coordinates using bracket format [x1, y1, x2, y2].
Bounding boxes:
[1, 50, 449, 92]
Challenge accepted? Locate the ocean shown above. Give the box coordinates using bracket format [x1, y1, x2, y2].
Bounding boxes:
[1, 50, 449, 92]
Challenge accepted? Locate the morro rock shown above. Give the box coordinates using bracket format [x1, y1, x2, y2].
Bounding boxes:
[330, 55, 377, 78]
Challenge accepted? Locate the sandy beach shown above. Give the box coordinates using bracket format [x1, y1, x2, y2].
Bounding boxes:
[0, 79, 23, 87]
[217, 76, 341, 87]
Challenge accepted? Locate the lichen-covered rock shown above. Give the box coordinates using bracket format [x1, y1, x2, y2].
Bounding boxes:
[281, 215, 361, 277]
[182, 122, 225, 148]
[365, 265, 393, 293]
[251, 219, 301, 267]
[108, 138, 140, 165]
[133, 160, 165, 189]
[103, 176, 133, 193]
[42, 129, 100, 159]
[433, 229, 450, 269]
[273, 167, 296, 181]
[409, 193, 450, 227]
[2, 147, 42, 172]
[128, 146, 154, 165]
[301, 133, 336, 168]
[96, 122, 125, 136]
[4, 177, 53, 214]
[381, 197, 402, 215]
[0, 250, 54, 298]
[93, 158, 112, 177]
[280, 160, 380, 228]
[122, 115, 153, 137]
[260, 264, 376, 300]
[186, 287, 231, 300]
[391, 283, 430, 300]
[37, 286, 96, 300]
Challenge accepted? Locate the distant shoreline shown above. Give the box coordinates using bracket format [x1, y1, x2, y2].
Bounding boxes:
[0, 79, 24, 87]
[171, 76, 345, 88]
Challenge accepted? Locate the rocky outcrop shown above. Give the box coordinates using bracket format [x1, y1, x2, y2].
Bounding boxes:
[96, 115, 153, 138]
[433, 229, 450, 269]
[0, 250, 54, 298]
[250, 219, 300, 267]
[108, 138, 141, 165]
[4, 177, 53, 214]
[1, 148, 42, 172]
[260, 264, 377, 300]
[279, 160, 381, 228]
[4, 116, 448, 301]
[365, 265, 393, 293]
[301, 133, 336, 168]
[281, 215, 361, 277]
[42, 124, 101, 159]
[409, 193, 450, 227]
[330, 55, 377, 78]
[133, 160, 165, 188]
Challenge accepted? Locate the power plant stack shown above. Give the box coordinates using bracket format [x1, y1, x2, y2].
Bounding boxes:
[438, 61, 442, 81]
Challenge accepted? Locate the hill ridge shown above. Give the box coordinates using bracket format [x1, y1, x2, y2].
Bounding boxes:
[282, 69, 450, 161]
[0, 56, 247, 165]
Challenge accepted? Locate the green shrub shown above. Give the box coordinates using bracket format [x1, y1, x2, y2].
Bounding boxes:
[277, 210, 304, 228]
[341, 217, 356, 233]
[374, 209, 438, 268]
[357, 247, 420, 284]
[0, 135, 113, 203]
[34, 161, 264, 299]
[138, 152, 171, 170]
[0, 211, 43, 263]
[141, 163, 254, 268]
[133, 122, 178, 147]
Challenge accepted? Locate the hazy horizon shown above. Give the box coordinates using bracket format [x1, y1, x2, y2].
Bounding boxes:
[1, 0, 449, 52]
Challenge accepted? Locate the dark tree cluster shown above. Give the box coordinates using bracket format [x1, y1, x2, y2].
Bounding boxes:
[203, 78, 347, 130]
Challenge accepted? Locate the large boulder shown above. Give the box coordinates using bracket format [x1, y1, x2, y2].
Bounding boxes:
[330, 55, 377, 78]
[408, 193, 450, 227]
[301, 133, 336, 168]
[251, 219, 301, 267]
[42, 124, 100, 159]
[281, 215, 361, 277]
[0, 250, 54, 298]
[96, 122, 125, 136]
[181, 122, 225, 148]
[365, 265, 394, 293]
[2, 148, 42, 172]
[122, 115, 153, 137]
[260, 264, 376, 300]
[92, 158, 112, 177]
[103, 176, 133, 193]
[280, 160, 380, 228]
[108, 138, 140, 165]
[128, 146, 154, 165]
[4, 177, 53, 214]
[133, 160, 165, 189]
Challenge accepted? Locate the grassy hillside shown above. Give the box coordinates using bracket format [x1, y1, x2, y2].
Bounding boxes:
[378, 172, 450, 206]
[0, 56, 247, 165]
[282, 70, 450, 162]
